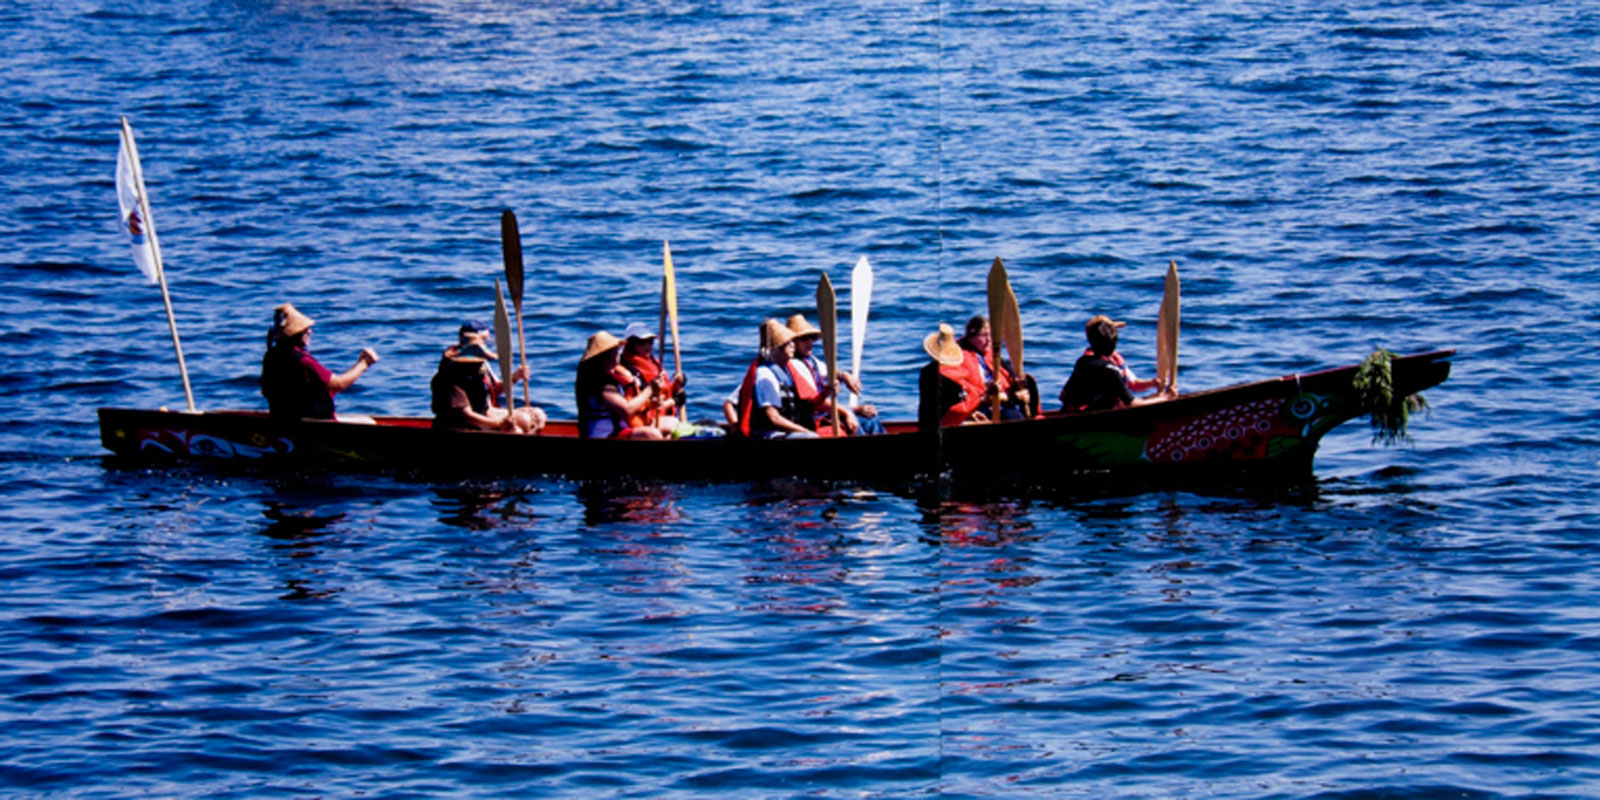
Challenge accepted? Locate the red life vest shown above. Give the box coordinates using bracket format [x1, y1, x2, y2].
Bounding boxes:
[622, 350, 677, 419]
[940, 354, 988, 426]
[734, 358, 763, 437]
[736, 358, 811, 436]
[788, 358, 824, 423]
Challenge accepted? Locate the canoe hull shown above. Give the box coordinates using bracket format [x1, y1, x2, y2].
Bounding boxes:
[98, 350, 1452, 486]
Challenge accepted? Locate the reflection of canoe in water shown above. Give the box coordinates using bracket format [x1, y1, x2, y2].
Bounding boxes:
[97, 349, 1452, 486]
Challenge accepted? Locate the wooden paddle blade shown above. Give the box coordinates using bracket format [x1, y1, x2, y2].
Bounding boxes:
[850, 255, 872, 381]
[1156, 260, 1181, 392]
[817, 272, 838, 370]
[1004, 282, 1024, 380]
[501, 210, 523, 309]
[986, 257, 1008, 344]
[502, 209, 531, 406]
[816, 272, 840, 436]
[985, 257, 1008, 422]
[494, 278, 514, 414]
[663, 241, 681, 373]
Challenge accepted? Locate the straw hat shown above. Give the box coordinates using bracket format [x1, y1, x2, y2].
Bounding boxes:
[786, 313, 822, 339]
[273, 303, 314, 338]
[580, 330, 624, 363]
[762, 318, 799, 350]
[452, 342, 496, 363]
[923, 323, 963, 366]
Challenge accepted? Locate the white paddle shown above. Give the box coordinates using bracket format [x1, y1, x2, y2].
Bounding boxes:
[848, 255, 872, 407]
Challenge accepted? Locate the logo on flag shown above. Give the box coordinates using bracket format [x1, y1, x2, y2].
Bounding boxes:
[116, 122, 160, 284]
[125, 208, 145, 242]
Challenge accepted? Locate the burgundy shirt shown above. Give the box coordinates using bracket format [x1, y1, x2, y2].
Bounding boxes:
[261, 344, 335, 420]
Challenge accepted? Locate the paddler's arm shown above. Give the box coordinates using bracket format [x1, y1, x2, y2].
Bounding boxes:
[838, 371, 863, 398]
[327, 348, 378, 394]
[460, 406, 517, 431]
[1124, 364, 1161, 393]
[602, 382, 656, 416]
[762, 405, 811, 435]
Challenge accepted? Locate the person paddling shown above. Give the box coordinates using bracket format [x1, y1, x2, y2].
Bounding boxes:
[733, 319, 819, 438]
[430, 320, 544, 433]
[260, 303, 378, 422]
[619, 321, 685, 434]
[918, 322, 991, 431]
[575, 331, 667, 440]
[958, 315, 1038, 420]
[786, 313, 882, 435]
[1059, 314, 1173, 411]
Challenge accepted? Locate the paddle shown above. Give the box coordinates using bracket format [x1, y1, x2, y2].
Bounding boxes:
[662, 241, 683, 416]
[849, 255, 872, 407]
[1156, 260, 1181, 394]
[985, 257, 1010, 422]
[1004, 273, 1024, 390]
[500, 209, 530, 408]
[494, 277, 514, 421]
[817, 272, 841, 436]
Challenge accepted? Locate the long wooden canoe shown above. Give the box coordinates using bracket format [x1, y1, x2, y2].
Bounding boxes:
[97, 349, 1452, 486]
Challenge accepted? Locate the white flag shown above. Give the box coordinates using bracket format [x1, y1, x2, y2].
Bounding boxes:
[116, 120, 160, 284]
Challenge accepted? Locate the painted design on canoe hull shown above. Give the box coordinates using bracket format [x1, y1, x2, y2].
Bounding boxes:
[1143, 391, 1338, 464]
[129, 426, 295, 460]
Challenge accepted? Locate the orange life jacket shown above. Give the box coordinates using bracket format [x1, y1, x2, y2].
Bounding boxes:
[622, 351, 676, 419]
[608, 363, 654, 429]
[941, 355, 988, 426]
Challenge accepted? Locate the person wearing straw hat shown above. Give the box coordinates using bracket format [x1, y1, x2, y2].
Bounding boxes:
[784, 313, 883, 436]
[260, 303, 378, 422]
[575, 330, 667, 439]
[430, 320, 544, 434]
[958, 315, 1039, 420]
[917, 322, 992, 431]
[733, 318, 820, 438]
[1059, 314, 1172, 412]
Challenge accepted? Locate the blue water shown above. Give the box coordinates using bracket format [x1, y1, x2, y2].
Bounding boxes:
[4, 0, 1600, 796]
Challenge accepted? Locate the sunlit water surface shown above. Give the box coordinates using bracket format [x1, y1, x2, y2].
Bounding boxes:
[3, 1, 1599, 796]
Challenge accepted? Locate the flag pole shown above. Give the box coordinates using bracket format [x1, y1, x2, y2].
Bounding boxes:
[120, 117, 195, 412]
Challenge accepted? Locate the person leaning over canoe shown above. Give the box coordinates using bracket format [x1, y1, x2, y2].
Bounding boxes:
[785, 313, 884, 435]
[733, 319, 820, 439]
[918, 322, 992, 431]
[430, 320, 544, 434]
[618, 322, 685, 434]
[1059, 314, 1174, 412]
[260, 303, 378, 422]
[575, 330, 668, 440]
[958, 314, 1040, 420]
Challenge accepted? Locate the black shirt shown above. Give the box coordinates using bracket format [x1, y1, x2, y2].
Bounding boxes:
[431, 358, 491, 429]
[1059, 354, 1133, 411]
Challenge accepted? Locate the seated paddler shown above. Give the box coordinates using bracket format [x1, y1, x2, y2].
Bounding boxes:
[619, 322, 686, 433]
[1059, 314, 1173, 412]
[430, 320, 544, 434]
[958, 315, 1039, 420]
[733, 319, 820, 439]
[785, 314, 884, 436]
[575, 330, 669, 440]
[260, 302, 379, 422]
[918, 322, 991, 431]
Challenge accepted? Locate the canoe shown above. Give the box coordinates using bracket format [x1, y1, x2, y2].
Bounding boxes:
[97, 349, 1452, 486]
